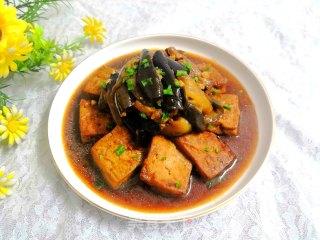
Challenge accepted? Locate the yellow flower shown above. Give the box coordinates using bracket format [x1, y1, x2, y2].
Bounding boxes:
[0, 34, 32, 78]
[0, 105, 29, 145]
[82, 16, 106, 43]
[0, 0, 27, 42]
[49, 50, 75, 82]
[0, 166, 16, 199]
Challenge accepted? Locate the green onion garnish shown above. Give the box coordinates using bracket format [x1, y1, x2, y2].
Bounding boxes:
[174, 79, 181, 87]
[215, 148, 219, 153]
[184, 62, 192, 71]
[94, 178, 105, 189]
[100, 81, 107, 89]
[163, 85, 174, 95]
[141, 77, 153, 87]
[208, 124, 214, 130]
[161, 156, 166, 161]
[175, 182, 180, 188]
[99, 155, 103, 160]
[114, 144, 126, 156]
[223, 104, 232, 110]
[156, 100, 162, 107]
[194, 76, 199, 82]
[204, 147, 210, 152]
[176, 70, 188, 77]
[162, 112, 169, 121]
[140, 112, 148, 119]
[126, 79, 134, 91]
[212, 89, 219, 95]
[142, 58, 149, 68]
[125, 67, 135, 76]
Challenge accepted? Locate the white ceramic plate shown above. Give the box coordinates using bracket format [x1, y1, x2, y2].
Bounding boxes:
[48, 34, 274, 222]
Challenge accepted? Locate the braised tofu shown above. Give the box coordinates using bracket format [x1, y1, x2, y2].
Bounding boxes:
[91, 125, 144, 190]
[211, 94, 240, 136]
[79, 99, 113, 143]
[175, 131, 235, 180]
[83, 66, 116, 96]
[140, 136, 192, 196]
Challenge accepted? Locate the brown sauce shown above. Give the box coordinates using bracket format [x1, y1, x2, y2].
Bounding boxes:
[62, 51, 258, 213]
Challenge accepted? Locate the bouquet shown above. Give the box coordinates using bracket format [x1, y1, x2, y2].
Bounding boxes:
[0, 0, 106, 198]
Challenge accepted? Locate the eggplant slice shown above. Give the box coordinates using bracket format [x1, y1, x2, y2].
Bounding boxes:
[153, 50, 183, 112]
[136, 49, 163, 104]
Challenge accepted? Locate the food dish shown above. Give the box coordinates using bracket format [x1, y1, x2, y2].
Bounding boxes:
[48, 35, 274, 222]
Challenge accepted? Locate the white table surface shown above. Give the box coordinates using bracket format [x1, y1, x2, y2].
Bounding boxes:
[1, 0, 320, 239]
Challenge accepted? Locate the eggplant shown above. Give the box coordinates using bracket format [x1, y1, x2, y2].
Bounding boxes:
[204, 99, 224, 125]
[115, 84, 133, 114]
[153, 50, 183, 112]
[107, 59, 139, 125]
[167, 58, 187, 74]
[98, 73, 118, 112]
[136, 49, 163, 103]
[122, 108, 160, 147]
[183, 103, 206, 131]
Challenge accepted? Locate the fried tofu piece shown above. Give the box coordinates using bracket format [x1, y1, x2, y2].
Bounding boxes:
[83, 66, 116, 96]
[91, 126, 144, 190]
[79, 99, 113, 143]
[211, 94, 240, 136]
[140, 136, 192, 196]
[175, 131, 235, 180]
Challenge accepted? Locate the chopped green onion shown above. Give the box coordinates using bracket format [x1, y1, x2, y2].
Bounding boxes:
[156, 100, 162, 107]
[126, 79, 134, 91]
[163, 85, 174, 95]
[206, 66, 211, 71]
[100, 81, 107, 89]
[140, 112, 148, 119]
[94, 178, 105, 189]
[161, 156, 166, 161]
[175, 182, 180, 188]
[176, 70, 188, 77]
[174, 79, 182, 87]
[114, 144, 126, 156]
[223, 104, 232, 110]
[99, 155, 103, 160]
[142, 58, 149, 68]
[125, 67, 135, 76]
[194, 76, 199, 82]
[184, 62, 192, 71]
[215, 148, 219, 153]
[108, 122, 115, 131]
[162, 112, 169, 121]
[208, 124, 214, 130]
[155, 67, 165, 76]
[141, 77, 153, 87]
[212, 89, 219, 95]
[132, 154, 140, 159]
[204, 147, 210, 152]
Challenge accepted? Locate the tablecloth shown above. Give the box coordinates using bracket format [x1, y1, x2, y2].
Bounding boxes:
[1, 0, 320, 239]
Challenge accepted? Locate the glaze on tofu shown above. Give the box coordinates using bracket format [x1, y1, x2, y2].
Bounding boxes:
[140, 136, 192, 196]
[175, 131, 235, 180]
[91, 125, 144, 189]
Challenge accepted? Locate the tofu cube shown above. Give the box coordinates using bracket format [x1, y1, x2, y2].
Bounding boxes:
[175, 131, 235, 180]
[79, 99, 113, 143]
[83, 66, 116, 96]
[91, 125, 144, 190]
[140, 136, 192, 196]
